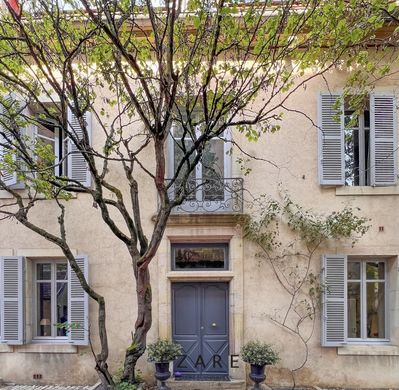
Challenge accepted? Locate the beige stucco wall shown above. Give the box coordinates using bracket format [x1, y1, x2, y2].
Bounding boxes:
[1, 66, 399, 387]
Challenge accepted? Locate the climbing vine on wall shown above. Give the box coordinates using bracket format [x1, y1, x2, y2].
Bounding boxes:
[242, 192, 369, 386]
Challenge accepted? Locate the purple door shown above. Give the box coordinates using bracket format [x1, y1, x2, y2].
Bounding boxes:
[172, 282, 229, 380]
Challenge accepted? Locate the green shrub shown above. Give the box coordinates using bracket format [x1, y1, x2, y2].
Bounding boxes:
[147, 339, 183, 362]
[116, 382, 137, 390]
[240, 341, 279, 366]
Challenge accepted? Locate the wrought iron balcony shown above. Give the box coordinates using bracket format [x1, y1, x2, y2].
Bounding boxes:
[166, 177, 243, 214]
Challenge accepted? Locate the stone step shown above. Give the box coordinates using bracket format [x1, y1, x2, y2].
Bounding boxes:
[167, 379, 246, 390]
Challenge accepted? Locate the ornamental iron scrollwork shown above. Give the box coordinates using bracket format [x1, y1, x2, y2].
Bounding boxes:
[165, 177, 243, 213]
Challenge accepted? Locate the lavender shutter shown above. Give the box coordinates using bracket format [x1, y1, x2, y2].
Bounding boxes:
[67, 108, 92, 187]
[370, 94, 397, 186]
[0, 256, 24, 345]
[67, 256, 89, 345]
[321, 254, 347, 347]
[318, 93, 345, 185]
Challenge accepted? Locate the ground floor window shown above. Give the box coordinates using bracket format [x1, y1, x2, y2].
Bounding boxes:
[347, 259, 387, 341]
[35, 260, 68, 339]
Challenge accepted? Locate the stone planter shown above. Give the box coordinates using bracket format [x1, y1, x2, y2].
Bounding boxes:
[249, 364, 266, 389]
[154, 361, 171, 390]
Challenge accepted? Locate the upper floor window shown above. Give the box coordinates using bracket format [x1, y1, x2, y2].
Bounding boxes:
[0, 97, 92, 188]
[166, 119, 244, 213]
[318, 93, 397, 187]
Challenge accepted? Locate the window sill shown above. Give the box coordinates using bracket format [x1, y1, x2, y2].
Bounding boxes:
[337, 344, 399, 356]
[336, 186, 399, 196]
[0, 190, 78, 199]
[0, 344, 13, 353]
[167, 270, 234, 281]
[15, 343, 78, 354]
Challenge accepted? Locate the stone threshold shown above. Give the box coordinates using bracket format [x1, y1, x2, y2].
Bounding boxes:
[167, 379, 246, 390]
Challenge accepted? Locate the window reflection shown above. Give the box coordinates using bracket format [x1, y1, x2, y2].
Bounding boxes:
[347, 260, 386, 340]
[173, 244, 227, 270]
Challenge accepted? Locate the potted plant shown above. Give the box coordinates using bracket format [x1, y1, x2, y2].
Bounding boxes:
[147, 339, 183, 390]
[240, 340, 279, 389]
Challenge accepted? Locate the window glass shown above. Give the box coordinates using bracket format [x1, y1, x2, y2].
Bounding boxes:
[37, 263, 51, 280]
[56, 282, 68, 336]
[56, 263, 67, 280]
[35, 261, 68, 338]
[348, 282, 361, 338]
[366, 282, 385, 338]
[347, 259, 386, 340]
[366, 262, 385, 280]
[173, 244, 228, 270]
[37, 282, 52, 336]
[348, 261, 361, 280]
[344, 97, 371, 186]
[203, 139, 225, 201]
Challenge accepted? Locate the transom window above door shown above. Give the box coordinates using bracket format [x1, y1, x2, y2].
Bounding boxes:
[171, 243, 229, 270]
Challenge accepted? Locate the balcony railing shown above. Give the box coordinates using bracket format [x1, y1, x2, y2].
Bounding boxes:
[166, 177, 243, 213]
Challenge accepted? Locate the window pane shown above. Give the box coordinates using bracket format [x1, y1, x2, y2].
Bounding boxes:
[203, 139, 224, 201]
[56, 282, 68, 336]
[348, 262, 361, 280]
[37, 282, 52, 336]
[366, 262, 385, 280]
[174, 139, 196, 200]
[56, 263, 67, 280]
[37, 263, 51, 280]
[37, 123, 55, 140]
[344, 128, 360, 186]
[174, 246, 226, 269]
[348, 282, 361, 338]
[367, 282, 385, 338]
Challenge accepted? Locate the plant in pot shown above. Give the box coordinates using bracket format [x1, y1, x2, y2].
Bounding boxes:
[240, 341, 279, 389]
[147, 339, 183, 390]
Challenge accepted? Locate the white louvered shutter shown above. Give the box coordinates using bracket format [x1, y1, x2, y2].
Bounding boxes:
[0, 99, 17, 187]
[0, 256, 24, 345]
[321, 254, 347, 347]
[370, 95, 397, 186]
[67, 108, 92, 187]
[318, 93, 345, 185]
[67, 256, 89, 345]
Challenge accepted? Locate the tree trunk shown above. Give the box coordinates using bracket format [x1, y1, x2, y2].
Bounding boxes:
[122, 264, 152, 384]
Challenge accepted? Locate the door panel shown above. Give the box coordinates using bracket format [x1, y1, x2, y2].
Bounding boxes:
[172, 284, 201, 375]
[201, 284, 229, 374]
[172, 282, 229, 379]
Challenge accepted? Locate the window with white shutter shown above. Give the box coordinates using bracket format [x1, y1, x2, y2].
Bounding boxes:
[67, 108, 92, 187]
[321, 255, 389, 347]
[319, 92, 397, 187]
[0, 256, 25, 345]
[67, 255, 89, 345]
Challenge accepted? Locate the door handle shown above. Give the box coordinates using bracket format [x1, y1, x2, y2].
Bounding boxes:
[212, 323, 217, 327]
